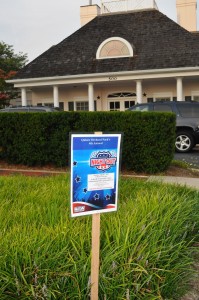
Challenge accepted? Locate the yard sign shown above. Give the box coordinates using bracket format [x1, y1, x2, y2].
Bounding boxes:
[70, 133, 121, 217]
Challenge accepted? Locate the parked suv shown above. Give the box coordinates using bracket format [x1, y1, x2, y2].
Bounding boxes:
[0, 106, 61, 113]
[128, 101, 199, 153]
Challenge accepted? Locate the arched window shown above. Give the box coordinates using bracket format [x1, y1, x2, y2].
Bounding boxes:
[96, 37, 133, 59]
[108, 92, 136, 98]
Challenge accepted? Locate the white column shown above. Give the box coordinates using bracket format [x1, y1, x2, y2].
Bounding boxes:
[21, 88, 27, 106]
[88, 83, 94, 111]
[136, 80, 142, 104]
[53, 86, 59, 107]
[176, 77, 183, 101]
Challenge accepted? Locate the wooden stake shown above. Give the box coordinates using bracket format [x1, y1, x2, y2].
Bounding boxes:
[91, 132, 102, 299]
[91, 213, 100, 300]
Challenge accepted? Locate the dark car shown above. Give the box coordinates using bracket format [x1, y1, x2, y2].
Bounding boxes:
[0, 106, 61, 113]
[128, 101, 199, 153]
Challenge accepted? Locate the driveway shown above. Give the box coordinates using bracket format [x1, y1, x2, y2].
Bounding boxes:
[174, 145, 199, 169]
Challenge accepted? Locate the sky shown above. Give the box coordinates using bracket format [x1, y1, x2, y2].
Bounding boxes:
[0, 0, 194, 63]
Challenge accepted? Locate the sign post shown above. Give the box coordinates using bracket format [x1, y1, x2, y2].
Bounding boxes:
[70, 133, 122, 298]
[91, 213, 100, 299]
[91, 132, 101, 300]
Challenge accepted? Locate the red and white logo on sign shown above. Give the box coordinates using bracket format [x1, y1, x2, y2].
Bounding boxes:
[90, 151, 117, 171]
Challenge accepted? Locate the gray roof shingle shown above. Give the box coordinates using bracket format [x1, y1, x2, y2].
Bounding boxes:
[15, 9, 199, 79]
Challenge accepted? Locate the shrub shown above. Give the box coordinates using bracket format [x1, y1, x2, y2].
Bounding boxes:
[0, 111, 176, 173]
[74, 111, 176, 173]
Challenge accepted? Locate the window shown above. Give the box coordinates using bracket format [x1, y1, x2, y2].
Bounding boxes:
[177, 103, 199, 117]
[96, 37, 133, 59]
[185, 96, 191, 101]
[133, 105, 150, 112]
[68, 101, 97, 111]
[59, 102, 64, 110]
[76, 101, 89, 111]
[108, 92, 136, 98]
[43, 102, 54, 107]
[37, 102, 64, 109]
[153, 93, 172, 102]
[191, 91, 199, 102]
[125, 100, 135, 109]
[109, 101, 120, 111]
[193, 95, 199, 102]
[37, 102, 53, 107]
[11, 108, 29, 112]
[108, 91, 136, 111]
[155, 97, 171, 102]
[109, 100, 134, 111]
[68, 102, 74, 111]
[30, 108, 45, 112]
[154, 104, 173, 112]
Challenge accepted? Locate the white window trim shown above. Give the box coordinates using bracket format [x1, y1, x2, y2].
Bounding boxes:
[96, 37, 134, 59]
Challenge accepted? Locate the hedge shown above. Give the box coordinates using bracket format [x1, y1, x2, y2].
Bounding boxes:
[0, 111, 176, 173]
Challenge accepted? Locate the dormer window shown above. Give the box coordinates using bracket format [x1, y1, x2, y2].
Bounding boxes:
[96, 37, 133, 59]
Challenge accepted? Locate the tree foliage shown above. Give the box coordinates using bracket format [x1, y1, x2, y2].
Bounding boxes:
[0, 41, 28, 108]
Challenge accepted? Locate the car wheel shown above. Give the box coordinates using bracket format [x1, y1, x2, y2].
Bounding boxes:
[175, 131, 195, 153]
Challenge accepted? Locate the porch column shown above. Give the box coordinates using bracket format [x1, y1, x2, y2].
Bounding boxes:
[136, 80, 143, 103]
[88, 83, 94, 111]
[53, 86, 59, 107]
[176, 77, 183, 101]
[21, 88, 27, 106]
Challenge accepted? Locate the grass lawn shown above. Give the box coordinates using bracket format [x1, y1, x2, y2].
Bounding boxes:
[0, 175, 198, 299]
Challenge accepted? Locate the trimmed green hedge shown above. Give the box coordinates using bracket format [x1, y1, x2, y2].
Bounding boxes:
[0, 111, 176, 173]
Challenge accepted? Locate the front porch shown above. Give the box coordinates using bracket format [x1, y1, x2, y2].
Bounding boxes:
[14, 70, 199, 111]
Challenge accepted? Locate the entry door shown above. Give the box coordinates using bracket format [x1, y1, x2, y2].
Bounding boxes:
[108, 99, 135, 111]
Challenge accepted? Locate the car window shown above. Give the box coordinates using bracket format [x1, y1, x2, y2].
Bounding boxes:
[10, 108, 29, 112]
[29, 108, 46, 112]
[177, 103, 199, 117]
[0, 107, 58, 113]
[132, 105, 150, 111]
[153, 104, 173, 112]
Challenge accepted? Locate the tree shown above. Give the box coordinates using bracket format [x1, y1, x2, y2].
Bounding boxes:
[0, 41, 28, 108]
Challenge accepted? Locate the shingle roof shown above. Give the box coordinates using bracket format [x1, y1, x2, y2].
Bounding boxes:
[15, 9, 199, 79]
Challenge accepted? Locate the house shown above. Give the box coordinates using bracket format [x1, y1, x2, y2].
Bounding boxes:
[9, 0, 199, 111]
